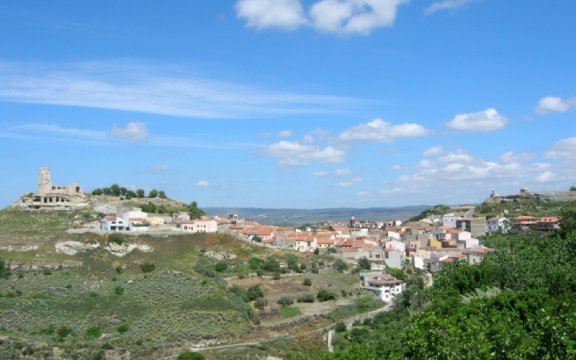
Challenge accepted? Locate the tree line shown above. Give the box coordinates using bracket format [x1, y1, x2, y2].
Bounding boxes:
[91, 184, 167, 200]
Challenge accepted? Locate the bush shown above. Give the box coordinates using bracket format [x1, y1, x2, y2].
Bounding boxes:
[297, 294, 315, 303]
[246, 285, 264, 301]
[272, 272, 281, 280]
[327, 247, 337, 253]
[140, 263, 156, 273]
[84, 326, 102, 340]
[214, 262, 228, 272]
[333, 259, 348, 272]
[117, 324, 129, 334]
[335, 321, 347, 332]
[57, 326, 73, 339]
[317, 288, 337, 302]
[254, 297, 268, 310]
[277, 296, 294, 306]
[115, 266, 123, 274]
[177, 351, 206, 360]
[303, 278, 312, 286]
[115, 286, 124, 295]
[358, 257, 371, 270]
[108, 234, 124, 245]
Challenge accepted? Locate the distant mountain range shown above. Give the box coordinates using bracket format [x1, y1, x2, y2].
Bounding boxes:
[204, 206, 431, 226]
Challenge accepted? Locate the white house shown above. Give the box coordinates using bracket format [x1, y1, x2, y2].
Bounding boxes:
[361, 272, 404, 302]
[179, 219, 218, 233]
[101, 215, 129, 231]
[442, 214, 461, 229]
[487, 217, 510, 233]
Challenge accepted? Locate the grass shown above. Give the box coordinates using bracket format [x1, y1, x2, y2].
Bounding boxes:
[279, 306, 301, 318]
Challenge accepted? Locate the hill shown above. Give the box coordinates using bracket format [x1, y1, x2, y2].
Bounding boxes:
[205, 206, 430, 226]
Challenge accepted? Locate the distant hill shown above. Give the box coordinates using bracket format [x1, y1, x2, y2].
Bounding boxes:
[204, 206, 431, 226]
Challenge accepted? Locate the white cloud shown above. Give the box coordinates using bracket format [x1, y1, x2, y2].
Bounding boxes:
[425, 0, 474, 15]
[310, 0, 409, 35]
[266, 140, 346, 166]
[16, 123, 104, 140]
[235, 0, 409, 36]
[235, 0, 306, 30]
[0, 61, 366, 119]
[536, 96, 576, 114]
[335, 168, 353, 176]
[440, 151, 473, 163]
[536, 171, 556, 183]
[110, 122, 149, 143]
[279, 130, 293, 138]
[314, 170, 329, 177]
[337, 176, 362, 187]
[546, 137, 576, 160]
[445, 108, 507, 132]
[500, 151, 532, 164]
[423, 145, 443, 157]
[197, 180, 210, 188]
[339, 118, 430, 142]
[417, 160, 433, 168]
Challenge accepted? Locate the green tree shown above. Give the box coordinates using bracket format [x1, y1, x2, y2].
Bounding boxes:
[333, 259, 348, 272]
[91, 188, 103, 195]
[188, 201, 206, 219]
[254, 297, 268, 310]
[136, 189, 145, 198]
[148, 188, 158, 198]
[110, 184, 121, 196]
[358, 257, 371, 270]
[158, 190, 167, 199]
[317, 288, 337, 302]
[277, 296, 294, 306]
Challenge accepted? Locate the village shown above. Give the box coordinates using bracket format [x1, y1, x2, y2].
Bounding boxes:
[11, 167, 564, 304]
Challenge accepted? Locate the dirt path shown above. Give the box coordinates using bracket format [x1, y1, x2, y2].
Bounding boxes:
[180, 301, 395, 355]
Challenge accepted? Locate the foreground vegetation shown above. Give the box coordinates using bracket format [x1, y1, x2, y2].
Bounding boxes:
[292, 208, 576, 359]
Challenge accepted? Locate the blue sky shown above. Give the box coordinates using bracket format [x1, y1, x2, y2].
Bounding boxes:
[1, 0, 575, 209]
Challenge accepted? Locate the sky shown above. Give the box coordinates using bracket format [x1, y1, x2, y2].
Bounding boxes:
[0, 0, 575, 209]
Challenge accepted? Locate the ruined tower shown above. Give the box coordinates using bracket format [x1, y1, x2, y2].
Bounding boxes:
[38, 167, 52, 196]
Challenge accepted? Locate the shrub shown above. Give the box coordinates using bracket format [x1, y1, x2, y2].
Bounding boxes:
[277, 296, 294, 306]
[317, 288, 337, 302]
[262, 258, 281, 273]
[246, 285, 264, 301]
[108, 234, 124, 245]
[303, 278, 312, 286]
[214, 262, 228, 272]
[333, 259, 348, 272]
[115, 286, 124, 295]
[43, 269, 52, 275]
[272, 272, 281, 280]
[84, 326, 102, 340]
[177, 351, 206, 360]
[140, 263, 156, 273]
[327, 247, 337, 253]
[117, 324, 129, 334]
[115, 266, 123, 274]
[57, 326, 73, 339]
[254, 297, 268, 310]
[297, 294, 315, 303]
[335, 321, 347, 332]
